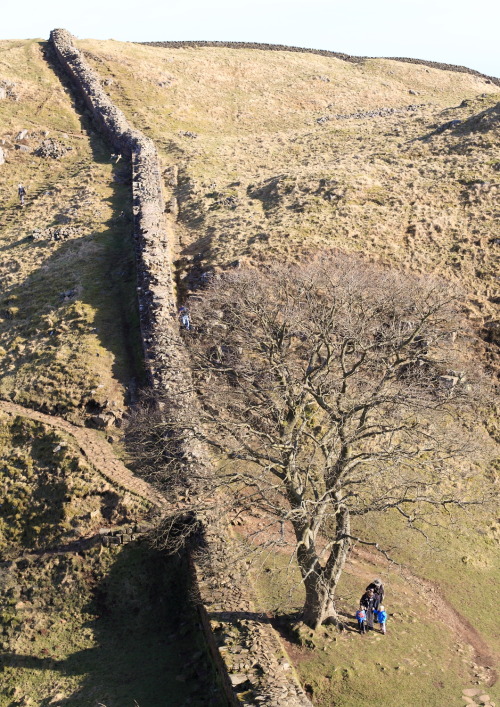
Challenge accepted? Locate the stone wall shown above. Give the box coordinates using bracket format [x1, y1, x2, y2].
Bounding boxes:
[139, 40, 500, 87]
[49, 29, 312, 707]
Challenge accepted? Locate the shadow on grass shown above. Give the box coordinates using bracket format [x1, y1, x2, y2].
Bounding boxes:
[0, 41, 145, 409]
[1, 545, 222, 707]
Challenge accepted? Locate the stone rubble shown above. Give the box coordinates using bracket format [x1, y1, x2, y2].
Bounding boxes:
[34, 138, 72, 159]
[317, 103, 427, 124]
[31, 225, 83, 241]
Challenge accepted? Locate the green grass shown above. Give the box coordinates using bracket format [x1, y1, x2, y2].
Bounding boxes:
[251, 536, 499, 707]
[0, 545, 221, 707]
[0, 415, 223, 706]
[0, 40, 143, 421]
[0, 415, 146, 557]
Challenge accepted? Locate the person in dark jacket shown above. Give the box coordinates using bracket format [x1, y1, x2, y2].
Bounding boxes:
[360, 588, 376, 629]
[365, 578, 385, 610]
[18, 183, 26, 207]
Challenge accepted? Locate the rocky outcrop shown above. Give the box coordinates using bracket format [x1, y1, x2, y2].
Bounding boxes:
[49, 28, 312, 706]
[139, 40, 500, 87]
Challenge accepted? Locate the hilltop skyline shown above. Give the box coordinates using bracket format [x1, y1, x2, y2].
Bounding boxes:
[0, 0, 499, 78]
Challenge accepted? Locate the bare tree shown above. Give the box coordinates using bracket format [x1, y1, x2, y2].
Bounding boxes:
[178, 255, 488, 630]
[126, 255, 489, 631]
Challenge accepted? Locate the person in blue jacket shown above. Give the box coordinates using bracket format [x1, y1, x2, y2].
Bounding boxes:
[355, 607, 367, 634]
[376, 604, 387, 634]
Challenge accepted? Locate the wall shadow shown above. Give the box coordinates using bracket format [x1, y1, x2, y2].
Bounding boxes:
[0, 545, 223, 707]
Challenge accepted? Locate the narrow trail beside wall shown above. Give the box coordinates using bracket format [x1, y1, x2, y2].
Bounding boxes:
[0, 399, 166, 509]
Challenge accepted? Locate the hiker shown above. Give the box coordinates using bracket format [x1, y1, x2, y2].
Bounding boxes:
[360, 588, 376, 630]
[376, 604, 387, 634]
[355, 607, 367, 634]
[366, 578, 385, 609]
[18, 183, 26, 207]
[179, 306, 191, 331]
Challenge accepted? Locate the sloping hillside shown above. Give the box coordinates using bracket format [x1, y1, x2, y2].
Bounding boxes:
[78, 40, 499, 353]
[74, 38, 500, 706]
[0, 40, 220, 707]
[1, 36, 498, 707]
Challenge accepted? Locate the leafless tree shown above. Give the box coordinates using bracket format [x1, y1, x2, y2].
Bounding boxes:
[183, 256, 489, 630]
[129, 255, 489, 631]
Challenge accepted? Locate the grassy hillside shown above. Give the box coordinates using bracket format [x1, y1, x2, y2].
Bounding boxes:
[1, 36, 498, 707]
[75, 38, 499, 706]
[0, 40, 220, 707]
[0, 39, 141, 422]
[78, 40, 499, 365]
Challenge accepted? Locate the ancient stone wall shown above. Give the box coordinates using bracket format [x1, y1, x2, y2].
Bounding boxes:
[49, 29, 312, 707]
[139, 40, 500, 87]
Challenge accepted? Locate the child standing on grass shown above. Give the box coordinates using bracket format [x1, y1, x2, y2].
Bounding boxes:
[355, 607, 367, 634]
[377, 605, 387, 634]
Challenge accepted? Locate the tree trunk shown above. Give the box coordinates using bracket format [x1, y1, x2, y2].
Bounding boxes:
[301, 573, 338, 630]
[296, 503, 351, 630]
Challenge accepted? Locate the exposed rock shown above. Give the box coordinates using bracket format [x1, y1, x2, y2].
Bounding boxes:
[32, 226, 83, 241]
[0, 147, 4, 165]
[16, 129, 28, 140]
[317, 104, 426, 124]
[0, 87, 6, 100]
[15, 144, 30, 152]
[179, 130, 198, 139]
[89, 413, 114, 429]
[34, 138, 71, 159]
[438, 375, 459, 388]
[434, 119, 462, 134]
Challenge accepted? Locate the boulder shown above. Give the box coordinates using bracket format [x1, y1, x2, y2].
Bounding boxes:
[229, 673, 250, 687]
[89, 413, 114, 429]
[0, 147, 4, 165]
[438, 375, 459, 389]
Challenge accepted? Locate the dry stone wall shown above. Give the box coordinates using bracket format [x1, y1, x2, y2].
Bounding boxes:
[139, 40, 500, 87]
[49, 29, 311, 707]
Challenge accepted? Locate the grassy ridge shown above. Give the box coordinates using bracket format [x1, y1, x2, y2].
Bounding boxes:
[0, 39, 141, 421]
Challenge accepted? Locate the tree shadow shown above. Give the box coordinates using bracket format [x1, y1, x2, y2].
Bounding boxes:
[1, 545, 222, 707]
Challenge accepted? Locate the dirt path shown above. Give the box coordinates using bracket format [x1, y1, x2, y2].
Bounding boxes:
[353, 546, 498, 688]
[0, 399, 168, 510]
[240, 513, 498, 688]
